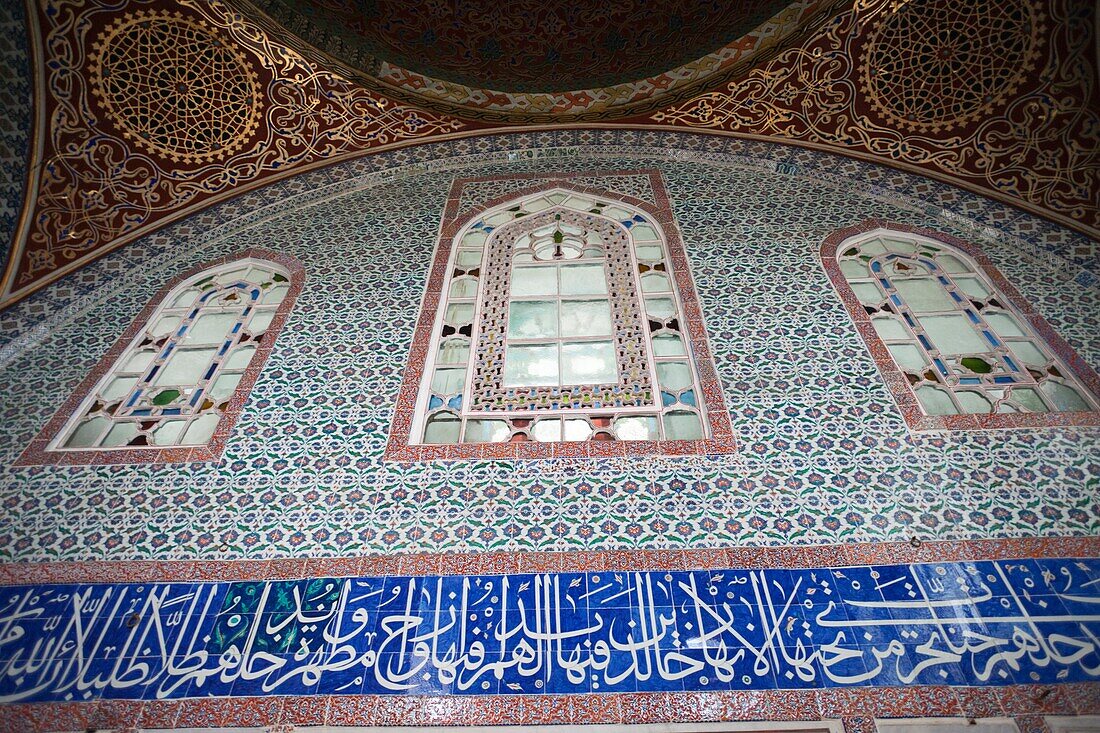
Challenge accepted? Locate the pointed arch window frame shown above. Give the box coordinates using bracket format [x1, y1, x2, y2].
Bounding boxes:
[16, 248, 305, 465]
[386, 170, 736, 461]
[821, 220, 1100, 431]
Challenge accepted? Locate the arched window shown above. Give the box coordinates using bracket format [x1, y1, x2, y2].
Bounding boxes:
[18, 249, 304, 464]
[823, 222, 1100, 430]
[388, 175, 735, 460]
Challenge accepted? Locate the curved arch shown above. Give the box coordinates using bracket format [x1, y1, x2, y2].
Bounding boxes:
[17, 248, 305, 465]
[822, 220, 1100, 431]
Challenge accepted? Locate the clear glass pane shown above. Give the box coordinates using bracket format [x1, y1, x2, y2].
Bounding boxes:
[956, 391, 992, 413]
[524, 198, 552, 213]
[461, 230, 487, 248]
[122, 349, 156, 373]
[183, 313, 239, 344]
[150, 315, 182, 338]
[840, 259, 869, 278]
[170, 288, 201, 308]
[437, 338, 470, 364]
[614, 416, 658, 441]
[858, 239, 887, 255]
[936, 254, 970, 273]
[152, 420, 188, 446]
[893, 279, 954, 312]
[920, 314, 989, 354]
[423, 412, 461, 444]
[915, 386, 959, 415]
[953, 276, 990, 300]
[102, 376, 138, 401]
[216, 267, 250, 284]
[644, 297, 676, 319]
[503, 345, 558, 386]
[640, 272, 670, 293]
[985, 312, 1025, 337]
[1008, 387, 1047, 413]
[431, 367, 466, 395]
[872, 316, 908, 341]
[531, 419, 562, 442]
[102, 422, 140, 447]
[450, 277, 478, 298]
[652, 333, 685, 356]
[850, 282, 883, 305]
[663, 410, 703, 440]
[512, 266, 557, 296]
[65, 417, 108, 448]
[887, 343, 927, 371]
[1008, 340, 1048, 367]
[155, 348, 216, 385]
[1041, 380, 1090, 412]
[656, 361, 693, 391]
[445, 303, 474, 325]
[883, 238, 918, 254]
[465, 419, 510, 443]
[211, 373, 243, 400]
[561, 341, 617, 384]
[224, 344, 257, 371]
[635, 245, 664, 261]
[559, 264, 608, 295]
[182, 414, 219, 444]
[563, 419, 592, 441]
[456, 250, 483, 267]
[631, 223, 658, 240]
[508, 301, 558, 338]
[261, 284, 289, 305]
[248, 311, 275, 335]
[564, 195, 596, 211]
[560, 300, 612, 337]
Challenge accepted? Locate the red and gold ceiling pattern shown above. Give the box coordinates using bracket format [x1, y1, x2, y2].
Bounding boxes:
[3, 0, 1097, 307]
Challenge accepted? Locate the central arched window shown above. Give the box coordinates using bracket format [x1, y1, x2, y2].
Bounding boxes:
[412, 187, 713, 449]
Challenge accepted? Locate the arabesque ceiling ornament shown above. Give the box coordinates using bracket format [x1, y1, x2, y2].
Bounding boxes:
[91, 10, 263, 163]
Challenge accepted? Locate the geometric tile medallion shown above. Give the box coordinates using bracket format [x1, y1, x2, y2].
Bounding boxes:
[822, 220, 1100, 431]
[0, 538, 1097, 726]
[386, 170, 736, 461]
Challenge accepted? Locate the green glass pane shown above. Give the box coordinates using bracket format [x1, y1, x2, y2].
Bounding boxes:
[102, 422, 140, 447]
[920, 314, 988, 354]
[211, 373, 242, 400]
[445, 303, 474, 325]
[871, 316, 908, 341]
[915, 386, 959, 415]
[640, 272, 670, 293]
[887, 343, 927, 371]
[644, 297, 676, 319]
[559, 264, 607, 295]
[503, 344, 558, 387]
[652, 333, 685, 356]
[630, 223, 658, 240]
[155, 348, 216, 385]
[465, 419, 510, 443]
[102, 376, 138, 401]
[953, 276, 990, 300]
[1041, 380, 1090, 412]
[561, 300, 611, 337]
[423, 413, 461, 444]
[614, 416, 658, 441]
[1008, 340, 1048, 367]
[224, 345, 256, 371]
[840, 260, 869, 278]
[561, 341, 616, 384]
[531, 419, 562, 442]
[152, 420, 188, 446]
[152, 389, 181, 406]
[182, 414, 219, 444]
[65, 417, 108, 448]
[450, 277, 478, 298]
[657, 361, 693, 391]
[850, 282, 883, 305]
[248, 311, 275, 335]
[437, 338, 470, 364]
[431, 367, 466, 395]
[936, 254, 970, 273]
[508, 301, 558, 338]
[1008, 387, 1047, 413]
[956, 391, 992, 414]
[512, 266, 557, 296]
[893, 278, 954, 312]
[985, 312, 1025, 337]
[183, 313, 238, 344]
[563, 419, 593, 441]
[663, 410, 703, 440]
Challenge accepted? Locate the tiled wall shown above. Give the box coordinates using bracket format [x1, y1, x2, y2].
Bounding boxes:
[0, 0, 32, 268]
[0, 132, 1097, 564]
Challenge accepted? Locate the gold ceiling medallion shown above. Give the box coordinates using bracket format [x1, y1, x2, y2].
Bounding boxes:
[859, 0, 1044, 134]
[90, 10, 263, 164]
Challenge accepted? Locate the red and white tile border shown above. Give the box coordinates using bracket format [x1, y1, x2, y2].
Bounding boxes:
[820, 219, 1100, 432]
[14, 248, 306, 466]
[384, 169, 738, 462]
[0, 536, 1097, 730]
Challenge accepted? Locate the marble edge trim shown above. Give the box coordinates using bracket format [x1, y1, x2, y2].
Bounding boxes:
[383, 169, 736, 462]
[0, 536, 1097, 586]
[12, 248, 307, 466]
[819, 219, 1100, 432]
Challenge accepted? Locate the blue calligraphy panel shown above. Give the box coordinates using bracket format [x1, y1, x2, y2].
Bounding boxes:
[0, 559, 1097, 703]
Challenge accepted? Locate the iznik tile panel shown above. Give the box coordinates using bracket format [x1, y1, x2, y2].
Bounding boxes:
[1, 557, 1098, 703]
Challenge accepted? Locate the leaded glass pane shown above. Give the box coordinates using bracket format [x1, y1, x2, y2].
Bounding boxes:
[559, 264, 608, 295]
[561, 341, 616, 384]
[508, 301, 558, 338]
[503, 344, 558, 386]
[560, 300, 612, 337]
